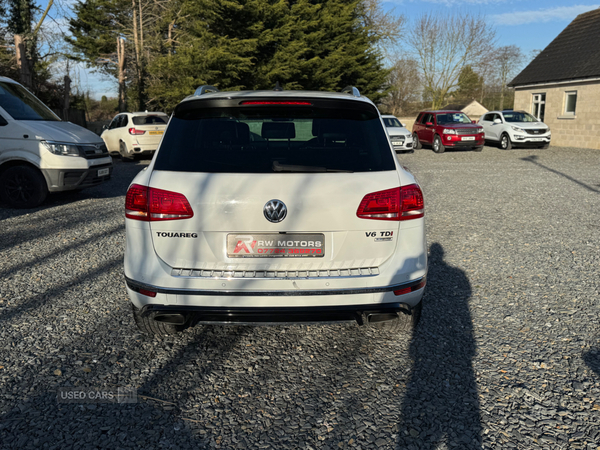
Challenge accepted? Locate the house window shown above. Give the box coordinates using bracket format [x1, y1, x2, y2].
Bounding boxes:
[564, 91, 577, 115]
[532, 93, 546, 121]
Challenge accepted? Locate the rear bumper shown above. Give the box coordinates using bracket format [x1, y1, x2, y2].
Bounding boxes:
[125, 275, 425, 297]
[125, 275, 426, 324]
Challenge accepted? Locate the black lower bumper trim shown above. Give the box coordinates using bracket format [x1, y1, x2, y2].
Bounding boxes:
[140, 303, 413, 325]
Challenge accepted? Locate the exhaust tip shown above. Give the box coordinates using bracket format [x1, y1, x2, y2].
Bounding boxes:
[153, 313, 187, 326]
[367, 313, 399, 324]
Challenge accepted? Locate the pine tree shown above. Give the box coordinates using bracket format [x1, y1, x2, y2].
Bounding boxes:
[68, 0, 390, 111]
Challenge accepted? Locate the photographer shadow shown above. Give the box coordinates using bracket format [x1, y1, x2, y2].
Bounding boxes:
[398, 242, 482, 449]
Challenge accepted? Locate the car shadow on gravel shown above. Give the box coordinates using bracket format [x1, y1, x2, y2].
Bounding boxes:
[397, 242, 482, 449]
[521, 155, 600, 194]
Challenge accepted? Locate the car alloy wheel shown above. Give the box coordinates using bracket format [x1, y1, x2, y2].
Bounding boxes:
[0, 166, 48, 208]
[433, 135, 445, 153]
[413, 133, 422, 150]
[500, 133, 512, 150]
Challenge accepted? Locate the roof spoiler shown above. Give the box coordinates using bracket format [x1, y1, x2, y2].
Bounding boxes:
[341, 86, 360, 97]
[194, 85, 220, 96]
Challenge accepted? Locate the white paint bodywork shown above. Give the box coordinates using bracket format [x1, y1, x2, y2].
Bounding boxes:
[124, 92, 427, 312]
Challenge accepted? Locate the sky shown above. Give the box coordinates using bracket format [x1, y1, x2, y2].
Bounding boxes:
[41, 0, 600, 100]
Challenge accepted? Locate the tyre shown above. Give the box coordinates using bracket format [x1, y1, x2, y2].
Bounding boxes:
[120, 141, 134, 162]
[413, 133, 422, 150]
[371, 301, 422, 333]
[473, 146, 483, 152]
[131, 304, 187, 336]
[432, 135, 445, 153]
[0, 165, 48, 208]
[500, 133, 512, 150]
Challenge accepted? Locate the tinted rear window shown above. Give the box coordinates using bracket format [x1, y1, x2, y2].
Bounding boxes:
[154, 99, 396, 173]
[132, 115, 168, 125]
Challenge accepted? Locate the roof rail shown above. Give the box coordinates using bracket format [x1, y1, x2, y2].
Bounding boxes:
[194, 85, 220, 96]
[341, 86, 360, 97]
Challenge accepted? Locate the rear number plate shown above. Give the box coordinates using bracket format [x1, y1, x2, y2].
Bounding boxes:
[227, 234, 324, 257]
[461, 136, 475, 141]
[98, 168, 109, 176]
[149, 131, 164, 135]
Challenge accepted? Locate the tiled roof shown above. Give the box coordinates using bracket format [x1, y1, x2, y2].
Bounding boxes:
[509, 8, 600, 86]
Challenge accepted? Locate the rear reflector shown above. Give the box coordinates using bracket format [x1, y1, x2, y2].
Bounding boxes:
[128, 128, 146, 135]
[393, 279, 426, 296]
[139, 288, 157, 298]
[356, 184, 424, 221]
[125, 184, 194, 221]
[239, 101, 312, 106]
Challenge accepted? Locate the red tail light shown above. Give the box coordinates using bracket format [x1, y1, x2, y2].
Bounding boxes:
[393, 278, 426, 296]
[125, 184, 194, 221]
[357, 184, 424, 221]
[128, 128, 146, 135]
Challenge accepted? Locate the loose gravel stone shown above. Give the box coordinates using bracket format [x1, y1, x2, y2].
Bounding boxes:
[1, 147, 599, 449]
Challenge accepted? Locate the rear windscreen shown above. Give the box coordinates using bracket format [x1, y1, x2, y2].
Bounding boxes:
[154, 100, 396, 173]
[132, 115, 168, 125]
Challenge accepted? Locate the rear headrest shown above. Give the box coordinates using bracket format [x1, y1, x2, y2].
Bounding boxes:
[312, 119, 349, 140]
[235, 122, 250, 144]
[206, 120, 250, 144]
[262, 122, 295, 139]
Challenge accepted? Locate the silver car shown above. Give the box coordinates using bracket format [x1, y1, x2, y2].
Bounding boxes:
[479, 110, 551, 150]
[382, 115, 414, 153]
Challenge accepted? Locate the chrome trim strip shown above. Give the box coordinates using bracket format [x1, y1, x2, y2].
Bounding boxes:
[170, 266, 380, 280]
[125, 276, 426, 297]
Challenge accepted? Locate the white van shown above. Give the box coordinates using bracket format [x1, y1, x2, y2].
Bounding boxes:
[0, 77, 113, 208]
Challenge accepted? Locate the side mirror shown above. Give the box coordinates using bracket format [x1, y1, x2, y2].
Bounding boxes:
[493, 118, 502, 124]
[401, 123, 405, 127]
[102, 124, 108, 130]
[425, 122, 433, 127]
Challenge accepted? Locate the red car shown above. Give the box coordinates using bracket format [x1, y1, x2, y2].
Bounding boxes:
[412, 110, 485, 153]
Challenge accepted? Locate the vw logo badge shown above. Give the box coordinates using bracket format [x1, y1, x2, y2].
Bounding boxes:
[264, 200, 287, 223]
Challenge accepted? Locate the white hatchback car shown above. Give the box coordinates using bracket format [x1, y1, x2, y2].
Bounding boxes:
[124, 86, 427, 335]
[381, 115, 414, 152]
[101, 111, 169, 160]
[478, 110, 551, 150]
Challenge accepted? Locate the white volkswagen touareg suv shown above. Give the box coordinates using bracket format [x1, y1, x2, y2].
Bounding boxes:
[124, 86, 427, 335]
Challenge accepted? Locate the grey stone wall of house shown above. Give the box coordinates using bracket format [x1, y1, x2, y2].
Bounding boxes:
[513, 79, 600, 150]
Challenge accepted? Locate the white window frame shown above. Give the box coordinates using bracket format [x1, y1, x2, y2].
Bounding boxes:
[564, 91, 577, 115]
[531, 93, 546, 121]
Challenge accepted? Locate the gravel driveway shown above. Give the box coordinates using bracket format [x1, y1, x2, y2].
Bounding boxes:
[1, 146, 599, 449]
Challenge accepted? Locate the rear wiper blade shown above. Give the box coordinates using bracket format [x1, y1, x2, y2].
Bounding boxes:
[272, 161, 352, 173]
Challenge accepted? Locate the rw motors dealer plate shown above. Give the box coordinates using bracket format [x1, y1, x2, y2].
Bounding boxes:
[227, 234, 324, 258]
